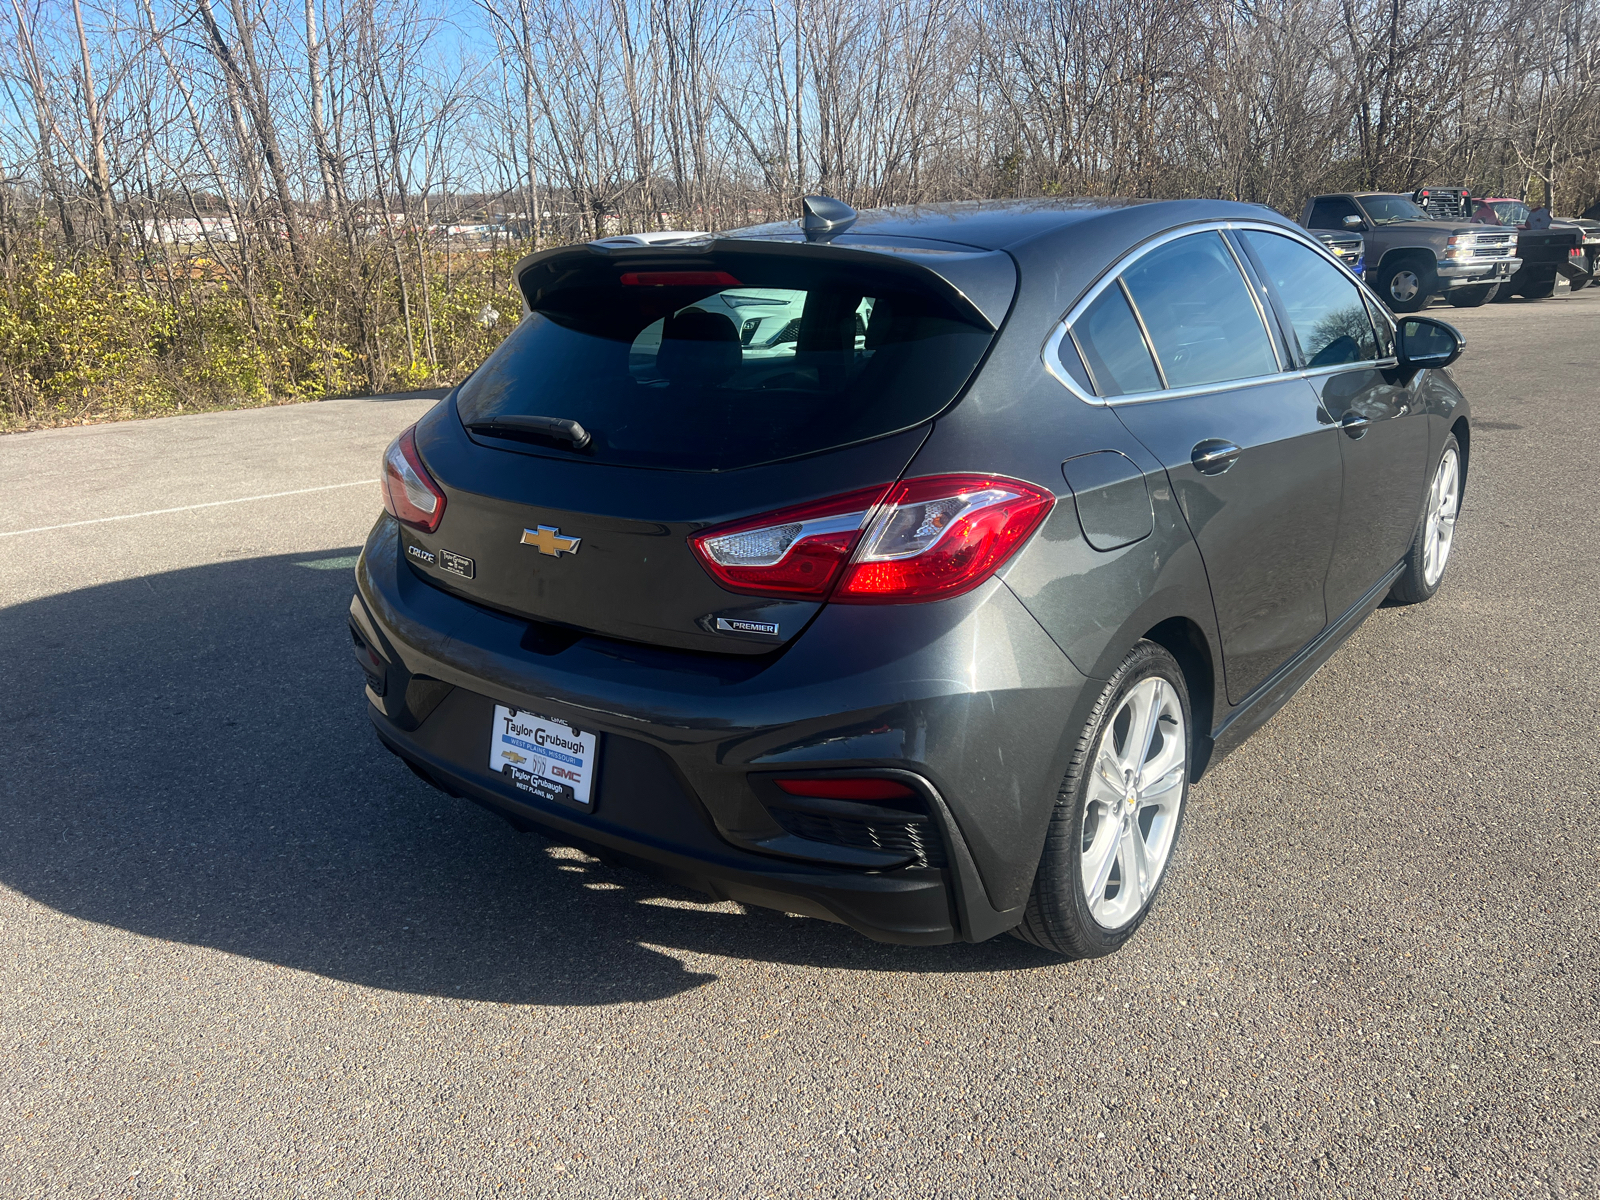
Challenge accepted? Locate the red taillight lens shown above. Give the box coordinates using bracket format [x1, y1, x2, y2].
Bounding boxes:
[688, 485, 892, 599]
[835, 474, 1055, 604]
[689, 474, 1055, 605]
[380, 425, 447, 533]
[774, 778, 916, 802]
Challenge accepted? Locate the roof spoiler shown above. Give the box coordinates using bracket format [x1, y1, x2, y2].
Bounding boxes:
[588, 231, 709, 249]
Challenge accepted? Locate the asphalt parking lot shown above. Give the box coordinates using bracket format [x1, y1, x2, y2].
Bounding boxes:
[2, 288, 1596, 1199]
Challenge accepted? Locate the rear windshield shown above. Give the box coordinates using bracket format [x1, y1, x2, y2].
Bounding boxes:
[455, 253, 995, 471]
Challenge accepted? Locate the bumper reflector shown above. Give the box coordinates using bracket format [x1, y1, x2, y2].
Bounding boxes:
[350, 624, 387, 695]
[774, 777, 916, 802]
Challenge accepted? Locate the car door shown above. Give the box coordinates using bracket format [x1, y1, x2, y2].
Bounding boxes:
[1236, 229, 1429, 620]
[1070, 228, 1344, 705]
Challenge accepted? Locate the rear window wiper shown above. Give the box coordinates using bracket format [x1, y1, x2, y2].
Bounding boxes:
[467, 414, 592, 450]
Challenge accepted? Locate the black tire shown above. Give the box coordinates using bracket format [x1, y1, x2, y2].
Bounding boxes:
[1447, 284, 1498, 307]
[1389, 433, 1463, 605]
[1490, 283, 1518, 303]
[1375, 255, 1435, 313]
[1012, 641, 1191, 958]
[1518, 272, 1557, 299]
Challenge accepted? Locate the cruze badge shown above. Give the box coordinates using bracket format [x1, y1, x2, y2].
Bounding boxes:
[520, 525, 581, 557]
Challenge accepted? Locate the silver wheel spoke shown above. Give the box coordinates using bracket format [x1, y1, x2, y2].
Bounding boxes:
[1138, 761, 1185, 805]
[1121, 820, 1150, 900]
[1093, 742, 1125, 794]
[1129, 680, 1164, 776]
[1084, 815, 1120, 902]
[1136, 717, 1183, 794]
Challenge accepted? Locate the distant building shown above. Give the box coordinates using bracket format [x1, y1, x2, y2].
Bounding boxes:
[133, 216, 239, 244]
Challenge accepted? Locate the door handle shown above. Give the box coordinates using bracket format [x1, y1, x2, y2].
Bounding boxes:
[1191, 439, 1242, 475]
[1341, 411, 1373, 439]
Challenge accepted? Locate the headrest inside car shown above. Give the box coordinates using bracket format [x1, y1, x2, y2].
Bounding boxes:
[656, 309, 742, 386]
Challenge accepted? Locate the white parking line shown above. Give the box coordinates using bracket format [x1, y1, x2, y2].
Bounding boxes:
[0, 480, 379, 538]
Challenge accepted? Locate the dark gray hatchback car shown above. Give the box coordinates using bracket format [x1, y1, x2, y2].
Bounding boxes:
[350, 197, 1470, 957]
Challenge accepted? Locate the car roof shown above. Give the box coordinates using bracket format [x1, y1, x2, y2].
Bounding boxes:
[723, 197, 1298, 253]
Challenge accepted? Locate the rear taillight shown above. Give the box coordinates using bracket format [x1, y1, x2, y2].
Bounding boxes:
[835, 474, 1055, 603]
[689, 485, 892, 599]
[689, 473, 1054, 605]
[381, 425, 446, 533]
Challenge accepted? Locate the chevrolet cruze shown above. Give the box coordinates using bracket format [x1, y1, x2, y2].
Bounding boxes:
[350, 196, 1470, 957]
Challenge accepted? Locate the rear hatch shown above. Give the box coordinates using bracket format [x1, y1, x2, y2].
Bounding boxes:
[402, 238, 1013, 655]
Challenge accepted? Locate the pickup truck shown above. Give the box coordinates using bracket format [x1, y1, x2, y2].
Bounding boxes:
[1301, 192, 1520, 311]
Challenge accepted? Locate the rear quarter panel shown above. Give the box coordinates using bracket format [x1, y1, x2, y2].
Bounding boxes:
[897, 208, 1233, 888]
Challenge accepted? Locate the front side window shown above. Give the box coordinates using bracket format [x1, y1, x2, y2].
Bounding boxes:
[1365, 295, 1395, 358]
[1118, 231, 1278, 389]
[1241, 231, 1376, 368]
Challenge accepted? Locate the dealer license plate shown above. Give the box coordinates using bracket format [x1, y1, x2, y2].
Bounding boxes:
[488, 705, 599, 809]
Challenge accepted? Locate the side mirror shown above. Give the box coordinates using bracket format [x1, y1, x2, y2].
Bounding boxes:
[1342, 214, 1365, 230]
[1396, 316, 1464, 372]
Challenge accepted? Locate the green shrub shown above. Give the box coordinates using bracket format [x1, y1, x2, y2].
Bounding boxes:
[0, 238, 522, 432]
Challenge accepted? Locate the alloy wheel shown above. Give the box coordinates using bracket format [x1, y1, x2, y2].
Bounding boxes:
[1080, 676, 1186, 930]
[1390, 270, 1421, 303]
[1423, 446, 1460, 586]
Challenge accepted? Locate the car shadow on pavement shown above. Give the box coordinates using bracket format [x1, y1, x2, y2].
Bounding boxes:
[0, 551, 1057, 1005]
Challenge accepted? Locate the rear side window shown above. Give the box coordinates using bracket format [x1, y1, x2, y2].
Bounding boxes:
[457, 255, 995, 471]
[1071, 284, 1162, 397]
[1118, 231, 1278, 388]
[1240, 231, 1376, 368]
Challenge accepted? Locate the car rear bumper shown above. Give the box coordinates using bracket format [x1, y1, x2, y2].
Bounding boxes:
[351, 515, 1092, 944]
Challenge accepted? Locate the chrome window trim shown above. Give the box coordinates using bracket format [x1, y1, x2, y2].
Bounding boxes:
[1042, 219, 1397, 406]
[1116, 277, 1169, 391]
[1218, 230, 1289, 374]
[1301, 357, 1399, 381]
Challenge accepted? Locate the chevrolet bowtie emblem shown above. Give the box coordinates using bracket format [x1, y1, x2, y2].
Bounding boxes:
[520, 525, 582, 557]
